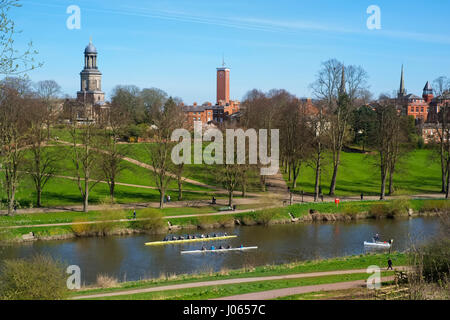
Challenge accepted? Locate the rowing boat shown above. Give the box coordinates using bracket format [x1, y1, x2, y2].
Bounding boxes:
[181, 246, 258, 254]
[364, 241, 392, 248]
[145, 235, 237, 246]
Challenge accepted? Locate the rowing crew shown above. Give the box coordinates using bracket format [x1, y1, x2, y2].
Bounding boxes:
[201, 244, 244, 251]
[163, 232, 228, 241]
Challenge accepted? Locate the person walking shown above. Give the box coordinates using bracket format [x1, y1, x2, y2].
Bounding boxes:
[387, 258, 393, 270]
[133, 209, 136, 220]
[360, 193, 364, 201]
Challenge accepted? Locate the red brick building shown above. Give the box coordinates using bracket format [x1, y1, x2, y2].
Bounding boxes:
[395, 65, 450, 143]
[397, 65, 432, 123]
[182, 62, 240, 127]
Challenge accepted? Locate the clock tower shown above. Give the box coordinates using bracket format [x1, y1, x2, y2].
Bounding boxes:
[216, 63, 230, 105]
[77, 39, 105, 106]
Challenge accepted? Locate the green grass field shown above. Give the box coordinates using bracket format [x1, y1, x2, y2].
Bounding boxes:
[284, 149, 441, 196]
[1, 130, 444, 210]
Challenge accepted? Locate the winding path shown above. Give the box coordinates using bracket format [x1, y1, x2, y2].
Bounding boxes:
[71, 267, 404, 300]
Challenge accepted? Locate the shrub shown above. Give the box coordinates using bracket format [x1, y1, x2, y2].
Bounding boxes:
[256, 209, 276, 225]
[387, 198, 411, 217]
[368, 199, 411, 219]
[96, 274, 118, 288]
[420, 200, 450, 213]
[217, 216, 235, 228]
[419, 238, 450, 282]
[197, 215, 215, 229]
[0, 254, 68, 300]
[71, 218, 91, 236]
[368, 204, 388, 219]
[342, 205, 359, 219]
[130, 212, 166, 233]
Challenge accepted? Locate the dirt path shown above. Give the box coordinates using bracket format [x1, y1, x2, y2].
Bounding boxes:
[71, 268, 404, 300]
[265, 170, 289, 196]
[212, 276, 395, 300]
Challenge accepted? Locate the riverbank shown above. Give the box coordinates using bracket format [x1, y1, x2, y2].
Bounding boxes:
[0, 198, 448, 243]
[70, 252, 406, 299]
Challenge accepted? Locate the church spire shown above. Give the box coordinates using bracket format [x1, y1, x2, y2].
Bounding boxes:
[399, 64, 406, 97]
[339, 65, 346, 95]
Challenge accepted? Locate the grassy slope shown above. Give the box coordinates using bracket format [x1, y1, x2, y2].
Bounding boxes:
[284, 149, 441, 196]
[72, 252, 404, 299]
[92, 272, 395, 300]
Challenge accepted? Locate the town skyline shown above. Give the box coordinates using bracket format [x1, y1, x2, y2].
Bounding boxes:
[11, 0, 450, 104]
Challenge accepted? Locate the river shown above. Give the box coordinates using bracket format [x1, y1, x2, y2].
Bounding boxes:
[0, 217, 441, 285]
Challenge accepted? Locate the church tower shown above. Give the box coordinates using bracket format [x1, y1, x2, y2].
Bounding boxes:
[77, 39, 105, 105]
[216, 59, 230, 105]
[339, 65, 346, 95]
[398, 65, 406, 98]
[423, 81, 434, 103]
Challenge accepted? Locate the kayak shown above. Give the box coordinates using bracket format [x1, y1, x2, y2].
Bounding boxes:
[364, 241, 392, 248]
[145, 235, 237, 246]
[181, 246, 258, 254]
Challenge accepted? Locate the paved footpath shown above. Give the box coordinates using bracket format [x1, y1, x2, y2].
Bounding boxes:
[212, 276, 395, 300]
[72, 268, 405, 300]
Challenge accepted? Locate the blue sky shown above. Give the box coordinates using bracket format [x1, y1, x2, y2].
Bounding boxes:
[11, 0, 450, 104]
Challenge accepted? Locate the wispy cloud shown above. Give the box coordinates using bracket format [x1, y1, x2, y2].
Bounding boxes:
[23, 1, 450, 45]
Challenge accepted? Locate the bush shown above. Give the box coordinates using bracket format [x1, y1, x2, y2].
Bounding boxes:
[130, 212, 166, 233]
[255, 210, 276, 225]
[368, 204, 388, 219]
[96, 274, 118, 288]
[368, 199, 411, 219]
[419, 238, 450, 283]
[71, 218, 91, 235]
[421, 200, 450, 213]
[387, 198, 411, 217]
[342, 205, 359, 219]
[0, 255, 68, 300]
[197, 215, 215, 229]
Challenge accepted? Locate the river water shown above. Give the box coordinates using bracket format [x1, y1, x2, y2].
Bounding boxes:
[0, 217, 441, 284]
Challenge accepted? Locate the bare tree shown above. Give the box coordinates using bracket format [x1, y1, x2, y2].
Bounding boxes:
[97, 103, 131, 203]
[0, 86, 30, 214]
[0, 0, 42, 76]
[148, 97, 185, 208]
[25, 98, 61, 207]
[309, 102, 329, 201]
[280, 98, 313, 189]
[67, 112, 103, 212]
[432, 76, 450, 193]
[372, 100, 408, 199]
[34, 80, 61, 139]
[311, 59, 369, 195]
